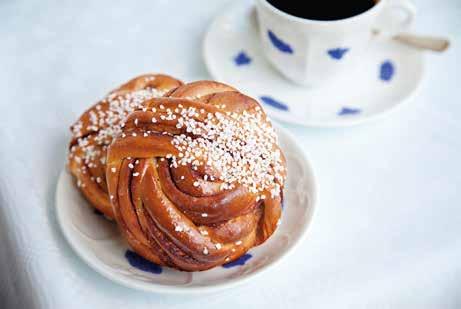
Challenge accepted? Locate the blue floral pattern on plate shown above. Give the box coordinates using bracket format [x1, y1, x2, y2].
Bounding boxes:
[234, 51, 251, 66]
[268, 30, 293, 54]
[125, 250, 163, 274]
[260, 96, 289, 111]
[222, 254, 252, 268]
[380, 60, 395, 81]
[338, 107, 361, 116]
[327, 48, 349, 60]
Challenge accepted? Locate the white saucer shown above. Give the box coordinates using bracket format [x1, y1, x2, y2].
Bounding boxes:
[56, 124, 317, 294]
[203, 1, 425, 127]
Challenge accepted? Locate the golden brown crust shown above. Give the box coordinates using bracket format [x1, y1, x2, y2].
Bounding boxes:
[106, 81, 286, 271]
[67, 74, 183, 218]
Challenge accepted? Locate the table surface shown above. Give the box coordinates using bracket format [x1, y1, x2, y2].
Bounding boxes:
[1, 0, 460, 308]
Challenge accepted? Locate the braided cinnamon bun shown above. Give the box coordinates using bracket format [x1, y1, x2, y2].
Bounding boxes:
[106, 81, 287, 271]
[68, 74, 183, 218]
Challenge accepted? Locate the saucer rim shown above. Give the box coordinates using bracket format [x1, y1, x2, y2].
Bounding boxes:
[202, 1, 426, 128]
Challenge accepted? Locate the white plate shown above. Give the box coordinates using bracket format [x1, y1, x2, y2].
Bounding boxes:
[203, 1, 425, 127]
[56, 124, 317, 294]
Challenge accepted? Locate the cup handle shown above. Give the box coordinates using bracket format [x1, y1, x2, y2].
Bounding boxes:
[375, 0, 416, 37]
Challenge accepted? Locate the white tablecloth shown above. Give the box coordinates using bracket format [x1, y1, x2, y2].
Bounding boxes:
[1, 0, 460, 308]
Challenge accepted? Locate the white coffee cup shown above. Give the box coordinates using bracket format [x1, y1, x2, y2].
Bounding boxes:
[255, 0, 416, 86]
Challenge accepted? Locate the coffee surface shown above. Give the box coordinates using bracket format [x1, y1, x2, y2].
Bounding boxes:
[266, 0, 377, 21]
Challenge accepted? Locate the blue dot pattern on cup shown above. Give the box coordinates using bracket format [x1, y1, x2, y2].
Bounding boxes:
[234, 51, 252, 66]
[125, 250, 163, 274]
[338, 107, 361, 116]
[267, 30, 294, 54]
[222, 254, 252, 268]
[380, 60, 395, 81]
[260, 96, 289, 111]
[327, 48, 349, 60]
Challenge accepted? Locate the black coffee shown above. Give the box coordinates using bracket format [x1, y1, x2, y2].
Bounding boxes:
[267, 0, 377, 21]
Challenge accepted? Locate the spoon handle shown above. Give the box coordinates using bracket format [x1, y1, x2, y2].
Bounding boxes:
[394, 33, 450, 52]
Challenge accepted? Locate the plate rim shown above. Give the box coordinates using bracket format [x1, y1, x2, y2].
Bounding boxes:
[202, 1, 426, 128]
[55, 123, 318, 294]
